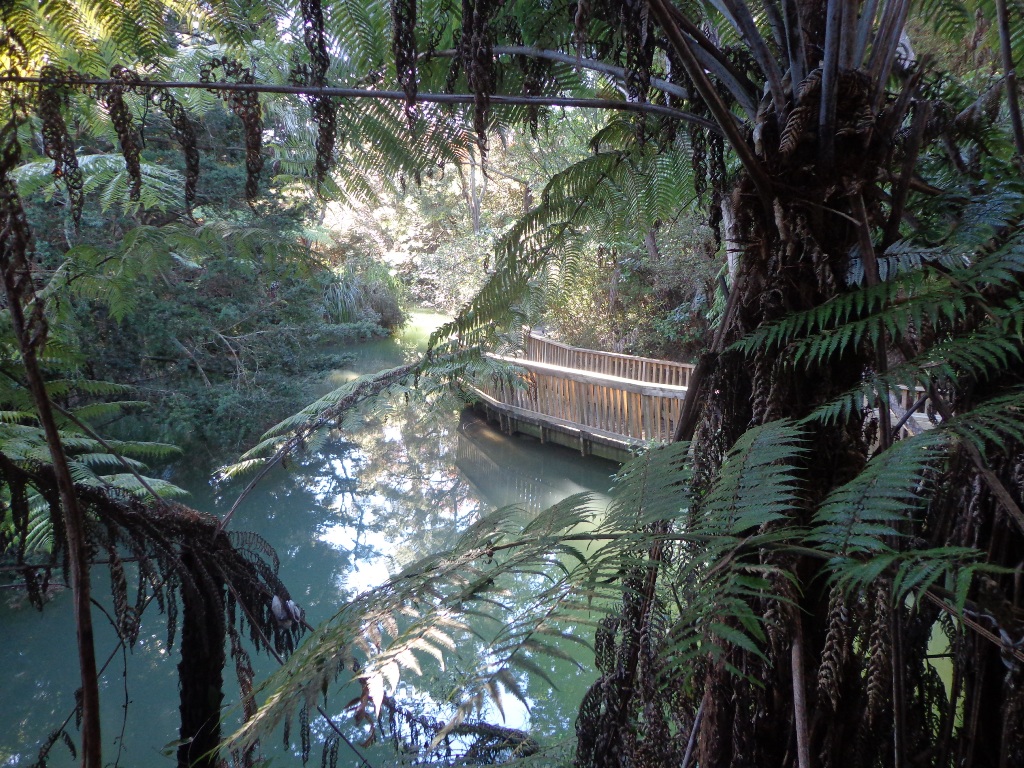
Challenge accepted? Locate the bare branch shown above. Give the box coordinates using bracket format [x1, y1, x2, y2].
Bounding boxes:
[427, 45, 692, 101]
[0, 75, 724, 134]
[995, 0, 1024, 157]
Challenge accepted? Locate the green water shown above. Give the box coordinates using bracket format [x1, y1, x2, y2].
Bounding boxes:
[0, 310, 617, 767]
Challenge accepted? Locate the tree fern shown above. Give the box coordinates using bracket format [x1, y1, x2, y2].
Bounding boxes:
[14, 154, 185, 213]
[225, 493, 609, 754]
[807, 433, 948, 560]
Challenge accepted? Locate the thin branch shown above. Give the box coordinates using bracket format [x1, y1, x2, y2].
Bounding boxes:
[680, 692, 705, 768]
[883, 100, 931, 249]
[171, 337, 212, 387]
[691, 46, 760, 120]
[889, 392, 927, 439]
[838, 0, 858, 69]
[0, 76, 723, 134]
[760, 0, 787, 50]
[927, 386, 1024, 537]
[673, 268, 744, 442]
[427, 46, 692, 102]
[995, 0, 1024, 157]
[722, 0, 788, 117]
[662, 3, 760, 118]
[853, 0, 880, 67]
[922, 589, 1024, 664]
[851, 192, 892, 452]
[791, 612, 811, 768]
[891, 599, 906, 768]
[780, 0, 807, 98]
[869, 0, 912, 114]
[818, 0, 842, 169]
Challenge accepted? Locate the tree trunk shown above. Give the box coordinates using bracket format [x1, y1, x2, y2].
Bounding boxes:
[0, 120, 103, 768]
[177, 548, 226, 768]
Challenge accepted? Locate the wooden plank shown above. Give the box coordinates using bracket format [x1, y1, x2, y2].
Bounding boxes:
[642, 395, 652, 441]
[617, 388, 626, 434]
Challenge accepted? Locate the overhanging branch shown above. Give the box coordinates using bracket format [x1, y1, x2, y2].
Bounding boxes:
[424, 45, 693, 103]
[0, 76, 724, 134]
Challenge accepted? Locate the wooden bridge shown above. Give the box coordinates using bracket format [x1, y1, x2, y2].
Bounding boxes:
[464, 331, 931, 463]
[465, 332, 694, 462]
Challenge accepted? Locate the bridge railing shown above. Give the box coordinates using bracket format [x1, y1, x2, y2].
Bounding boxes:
[476, 354, 688, 444]
[470, 332, 929, 448]
[524, 332, 695, 388]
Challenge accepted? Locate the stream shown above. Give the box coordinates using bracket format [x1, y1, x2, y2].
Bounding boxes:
[0, 310, 618, 766]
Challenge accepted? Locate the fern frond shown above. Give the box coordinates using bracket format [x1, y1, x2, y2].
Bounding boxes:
[807, 433, 949, 566]
[700, 420, 807, 533]
[939, 387, 1024, 453]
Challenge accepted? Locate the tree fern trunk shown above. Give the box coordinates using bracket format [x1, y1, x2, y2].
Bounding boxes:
[177, 548, 226, 768]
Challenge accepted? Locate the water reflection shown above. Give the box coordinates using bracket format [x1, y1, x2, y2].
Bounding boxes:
[457, 410, 616, 513]
[0, 315, 618, 766]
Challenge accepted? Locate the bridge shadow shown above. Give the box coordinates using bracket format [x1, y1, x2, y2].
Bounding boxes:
[455, 410, 617, 515]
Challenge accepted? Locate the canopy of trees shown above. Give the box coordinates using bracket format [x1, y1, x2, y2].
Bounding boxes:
[2, 0, 1024, 767]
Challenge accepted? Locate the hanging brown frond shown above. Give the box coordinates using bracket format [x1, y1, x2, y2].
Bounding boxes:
[96, 67, 143, 202]
[618, 0, 654, 105]
[391, 0, 418, 119]
[459, 0, 501, 151]
[37, 67, 84, 224]
[104, 524, 140, 646]
[865, 585, 892, 727]
[299, 0, 338, 191]
[573, 0, 590, 57]
[575, 564, 693, 767]
[200, 58, 264, 204]
[0, 104, 46, 351]
[779, 69, 823, 159]
[816, 584, 850, 712]
[148, 87, 200, 213]
[518, 56, 551, 137]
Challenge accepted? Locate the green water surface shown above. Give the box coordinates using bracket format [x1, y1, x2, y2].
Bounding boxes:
[0, 311, 616, 767]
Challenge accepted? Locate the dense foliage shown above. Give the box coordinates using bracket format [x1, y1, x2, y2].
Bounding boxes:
[3, 0, 1024, 767]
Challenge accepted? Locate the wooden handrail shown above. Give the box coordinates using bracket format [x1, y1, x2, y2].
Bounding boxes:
[524, 331, 695, 388]
[526, 333, 694, 368]
[487, 354, 689, 398]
